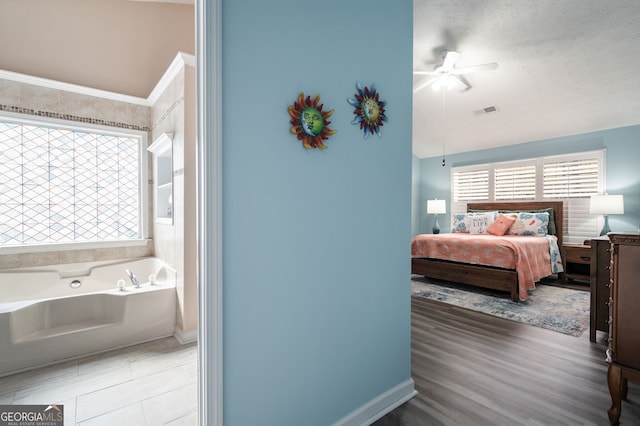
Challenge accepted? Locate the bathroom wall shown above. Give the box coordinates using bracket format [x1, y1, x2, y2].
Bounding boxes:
[150, 53, 197, 341]
[0, 77, 153, 269]
[0, 53, 197, 340]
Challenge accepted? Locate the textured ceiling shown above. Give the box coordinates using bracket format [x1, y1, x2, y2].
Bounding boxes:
[413, 0, 640, 159]
[2, 1, 639, 157]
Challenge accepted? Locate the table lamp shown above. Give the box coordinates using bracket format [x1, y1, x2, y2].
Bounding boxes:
[589, 194, 624, 236]
[427, 199, 446, 234]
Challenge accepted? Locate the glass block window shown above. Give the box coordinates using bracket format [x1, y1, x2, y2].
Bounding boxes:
[0, 116, 145, 247]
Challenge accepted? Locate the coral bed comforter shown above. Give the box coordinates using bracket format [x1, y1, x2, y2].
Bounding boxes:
[411, 233, 559, 301]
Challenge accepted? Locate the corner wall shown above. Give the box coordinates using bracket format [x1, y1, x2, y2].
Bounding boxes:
[216, 1, 414, 424]
[150, 54, 198, 341]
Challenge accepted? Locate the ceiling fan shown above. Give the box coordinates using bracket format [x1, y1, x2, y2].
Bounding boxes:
[413, 50, 498, 93]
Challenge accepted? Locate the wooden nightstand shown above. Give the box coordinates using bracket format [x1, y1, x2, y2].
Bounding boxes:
[562, 243, 591, 283]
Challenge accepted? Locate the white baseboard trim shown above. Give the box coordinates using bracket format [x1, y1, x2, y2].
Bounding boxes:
[333, 378, 417, 426]
[174, 327, 198, 344]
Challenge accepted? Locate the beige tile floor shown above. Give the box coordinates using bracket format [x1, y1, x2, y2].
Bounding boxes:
[0, 337, 198, 425]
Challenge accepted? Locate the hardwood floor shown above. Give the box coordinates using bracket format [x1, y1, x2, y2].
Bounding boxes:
[2, 294, 637, 425]
[0, 337, 197, 425]
[374, 296, 640, 426]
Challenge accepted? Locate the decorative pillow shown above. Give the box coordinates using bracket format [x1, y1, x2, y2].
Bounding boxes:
[486, 213, 517, 236]
[467, 211, 498, 234]
[508, 212, 550, 236]
[452, 213, 470, 233]
[469, 207, 557, 235]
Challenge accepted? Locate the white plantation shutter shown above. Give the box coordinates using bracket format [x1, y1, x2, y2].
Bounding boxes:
[452, 168, 489, 216]
[543, 154, 602, 243]
[543, 158, 599, 198]
[563, 198, 597, 244]
[450, 150, 604, 242]
[495, 165, 536, 200]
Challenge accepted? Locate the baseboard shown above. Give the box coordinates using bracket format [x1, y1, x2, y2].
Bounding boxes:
[174, 327, 198, 344]
[333, 378, 417, 426]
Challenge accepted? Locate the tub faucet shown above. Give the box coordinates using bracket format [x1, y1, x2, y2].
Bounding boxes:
[125, 269, 141, 288]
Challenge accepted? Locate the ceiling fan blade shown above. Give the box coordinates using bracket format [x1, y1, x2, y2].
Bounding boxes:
[441, 50, 460, 70]
[452, 62, 499, 75]
[413, 77, 439, 93]
[413, 70, 440, 76]
[453, 75, 471, 91]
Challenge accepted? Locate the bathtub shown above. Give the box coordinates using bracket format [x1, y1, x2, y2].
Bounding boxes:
[0, 257, 177, 377]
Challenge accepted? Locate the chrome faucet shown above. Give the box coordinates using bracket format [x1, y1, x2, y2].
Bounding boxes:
[125, 269, 141, 288]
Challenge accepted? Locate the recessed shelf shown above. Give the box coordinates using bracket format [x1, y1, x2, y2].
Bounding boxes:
[148, 133, 173, 224]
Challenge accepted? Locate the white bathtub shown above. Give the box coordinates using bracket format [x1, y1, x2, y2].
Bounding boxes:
[0, 257, 177, 377]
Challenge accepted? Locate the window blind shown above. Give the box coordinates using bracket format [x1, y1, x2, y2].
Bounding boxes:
[495, 165, 536, 200]
[450, 150, 604, 242]
[453, 169, 489, 202]
[543, 158, 599, 198]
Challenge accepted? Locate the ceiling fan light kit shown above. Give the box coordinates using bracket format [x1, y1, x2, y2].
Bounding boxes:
[413, 49, 498, 93]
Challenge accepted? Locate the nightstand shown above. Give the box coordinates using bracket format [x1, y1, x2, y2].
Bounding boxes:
[562, 243, 591, 283]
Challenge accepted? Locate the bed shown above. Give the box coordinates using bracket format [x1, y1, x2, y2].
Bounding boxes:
[411, 201, 564, 302]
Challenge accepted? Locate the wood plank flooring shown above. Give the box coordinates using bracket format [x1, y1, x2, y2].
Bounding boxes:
[2, 293, 637, 425]
[374, 296, 640, 426]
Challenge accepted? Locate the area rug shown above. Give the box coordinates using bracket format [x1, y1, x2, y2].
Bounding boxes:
[411, 277, 590, 336]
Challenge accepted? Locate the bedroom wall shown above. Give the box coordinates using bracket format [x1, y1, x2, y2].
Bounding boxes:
[214, 1, 414, 425]
[414, 124, 640, 236]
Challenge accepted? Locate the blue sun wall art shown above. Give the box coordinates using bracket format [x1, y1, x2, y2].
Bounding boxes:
[288, 92, 336, 149]
[347, 83, 387, 138]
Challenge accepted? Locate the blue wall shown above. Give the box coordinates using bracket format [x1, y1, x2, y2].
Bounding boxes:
[219, 1, 413, 424]
[414, 125, 640, 236]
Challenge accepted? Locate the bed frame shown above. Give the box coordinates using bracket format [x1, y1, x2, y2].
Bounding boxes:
[411, 201, 564, 302]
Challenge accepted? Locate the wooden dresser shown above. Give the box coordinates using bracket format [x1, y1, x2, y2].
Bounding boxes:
[606, 233, 640, 425]
[590, 236, 611, 342]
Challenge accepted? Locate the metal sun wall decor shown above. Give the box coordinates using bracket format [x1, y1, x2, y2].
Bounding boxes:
[288, 92, 336, 149]
[347, 83, 387, 139]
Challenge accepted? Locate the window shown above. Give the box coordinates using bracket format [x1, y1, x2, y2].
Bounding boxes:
[0, 113, 148, 248]
[451, 150, 605, 243]
[543, 157, 600, 198]
[495, 164, 536, 200]
[452, 168, 489, 202]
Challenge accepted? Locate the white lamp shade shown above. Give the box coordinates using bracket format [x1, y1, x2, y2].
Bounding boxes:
[589, 194, 624, 215]
[427, 199, 446, 215]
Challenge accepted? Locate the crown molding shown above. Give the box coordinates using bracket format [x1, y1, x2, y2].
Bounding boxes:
[147, 52, 196, 105]
[0, 51, 196, 107]
[0, 69, 150, 106]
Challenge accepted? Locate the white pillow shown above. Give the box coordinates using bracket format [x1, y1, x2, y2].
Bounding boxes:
[468, 211, 498, 234]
